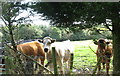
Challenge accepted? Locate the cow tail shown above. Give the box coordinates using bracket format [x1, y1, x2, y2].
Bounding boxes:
[70, 53, 74, 71]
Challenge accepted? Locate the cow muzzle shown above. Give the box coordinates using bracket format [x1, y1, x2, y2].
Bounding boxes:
[44, 48, 48, 52]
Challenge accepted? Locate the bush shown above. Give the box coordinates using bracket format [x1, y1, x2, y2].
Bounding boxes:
[1, 24, 112, 42]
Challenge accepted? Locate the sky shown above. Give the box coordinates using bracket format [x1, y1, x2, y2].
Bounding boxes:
[22, 0, 50, 26]
[0, 0, 51, 26]
[0, 10, 50, 26]
[16, 10, 51, 26]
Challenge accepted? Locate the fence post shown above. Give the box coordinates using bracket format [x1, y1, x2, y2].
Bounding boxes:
[52, 47, 58, 74]
[70, 53, 74, 72]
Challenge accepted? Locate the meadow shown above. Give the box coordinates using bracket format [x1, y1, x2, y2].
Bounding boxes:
[72, 40, 113, 74]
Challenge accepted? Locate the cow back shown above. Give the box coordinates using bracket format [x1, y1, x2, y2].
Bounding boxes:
[17, 41, 45, 56]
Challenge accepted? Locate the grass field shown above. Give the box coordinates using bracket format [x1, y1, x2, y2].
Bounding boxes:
[72, 40, 113, 74]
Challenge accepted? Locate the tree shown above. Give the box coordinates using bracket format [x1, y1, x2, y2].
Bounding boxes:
[30, 2, 120, 75]
[1, 2, 28, 50]
[0, 2, 34, 74]
[30, 3, 87, 30]
[14, 25, 43, 40]
[0, 32, 3, 42]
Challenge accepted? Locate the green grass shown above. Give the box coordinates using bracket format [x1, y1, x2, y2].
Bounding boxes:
[72, 40, 113, 73]
[72, 40, 97, 69]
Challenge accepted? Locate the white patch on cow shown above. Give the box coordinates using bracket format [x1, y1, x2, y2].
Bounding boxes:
[42, 37, 74, 74]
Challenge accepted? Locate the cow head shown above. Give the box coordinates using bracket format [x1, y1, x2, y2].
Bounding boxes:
[93, 38, 111, 47]
[39, 37, 56, 53]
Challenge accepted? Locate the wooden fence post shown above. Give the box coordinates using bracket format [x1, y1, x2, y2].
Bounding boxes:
[70, 53, 74, 72]
[52, 47, 58, 74]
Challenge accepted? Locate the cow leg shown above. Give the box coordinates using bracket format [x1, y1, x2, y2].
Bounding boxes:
[40, 56, 45, 66]
[39, 56, 45, 74]
[102, 62, 105, 69]
[35, 56, 45, 74]
[97, 57, 101, 74]
[98, 63, 101, 73]
[102, 58, 105, 69]
[59, 59, 64, 74]
[41, 59, 45, 65]
[49, 63, 54, 72]
[66, 59, 70, 74]
[106, 58, 110, 74]
[35, 55, 45, 65]
[34, 57, 40, 70]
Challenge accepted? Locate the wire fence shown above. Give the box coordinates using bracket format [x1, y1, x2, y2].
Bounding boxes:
[72, 55, 113, 74]
[0, 53, 113, 74]
[0, 41, 113, 75]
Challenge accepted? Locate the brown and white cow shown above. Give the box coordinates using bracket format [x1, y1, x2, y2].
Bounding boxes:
[17, 41, 45, 65]
[39, 37, 74, 74]
[94, 38, 112, 74]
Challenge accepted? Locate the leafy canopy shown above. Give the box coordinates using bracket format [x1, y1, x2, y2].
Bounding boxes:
[30, 2, 119, 31]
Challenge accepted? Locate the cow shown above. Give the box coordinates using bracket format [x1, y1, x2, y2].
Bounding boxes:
[39, 37, 74, 74]
[17, 41, 45, 65]
[94, 38, 112, 74]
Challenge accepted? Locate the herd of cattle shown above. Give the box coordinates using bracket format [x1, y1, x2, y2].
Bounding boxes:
[1, 37, 113, 74]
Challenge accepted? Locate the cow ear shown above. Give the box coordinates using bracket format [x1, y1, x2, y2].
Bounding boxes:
[94, 41, 98, 45]
[51, 39, 56, 43]
[38, 39, 43, 43]
[93, 39, 98, 45]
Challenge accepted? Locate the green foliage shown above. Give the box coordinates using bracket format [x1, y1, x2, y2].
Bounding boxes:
[49, 27, 61, 40]
[14, 25, 43, 40]
[2, 26, 10, 42]
[30, 2, 118, 32]
[0, 32, 3, 41]
[30, 3, 86, 29]
[1, 2, 27, 24]
[4, 45, 25, 74]
[2, 24, 112, 42]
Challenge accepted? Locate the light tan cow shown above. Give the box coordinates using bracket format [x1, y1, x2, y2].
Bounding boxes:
[39, 37, 74, 74]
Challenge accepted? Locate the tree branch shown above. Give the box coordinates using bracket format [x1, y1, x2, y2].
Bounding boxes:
[104, 24, 112, 32]
[0, 16, 8, 26]
[1, 27, 9, 34]
[4, 43, 53, 74]
[89, 46, 96, 54]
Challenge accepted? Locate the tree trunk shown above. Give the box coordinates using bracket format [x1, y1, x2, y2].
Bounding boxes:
[112, 15, 120, 75]
[8, 24, 17, 52]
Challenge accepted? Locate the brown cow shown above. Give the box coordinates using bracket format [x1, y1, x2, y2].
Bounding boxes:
[94, 38, 112, 74]
[17, 41, 45, 65]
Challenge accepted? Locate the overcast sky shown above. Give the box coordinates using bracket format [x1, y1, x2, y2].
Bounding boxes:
[17, 9, 51, 26]
[0, 0, 51, 26]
